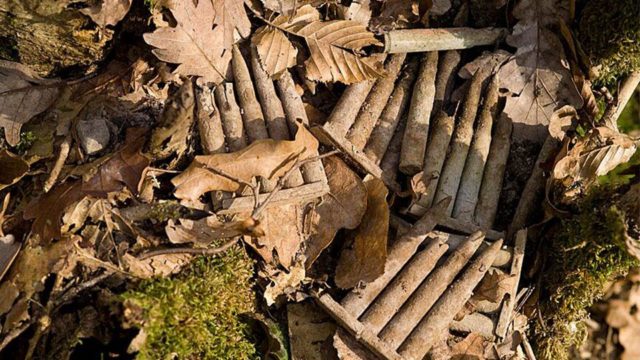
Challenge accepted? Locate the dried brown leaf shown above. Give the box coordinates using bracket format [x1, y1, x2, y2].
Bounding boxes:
[0, 150, 29, 191]
[0, 60, 60, 146]
[287, 302, 337, 360]
[80, 0, 132, 27]
[246, 204, 304, 268]
[304, 156, 368, 268]
[334, 177, 389, 289]
[143, 0, 231, 84]
[251, 25, 298, 77]
[339, 0, 372, 26]
[496, 0, 583, 143]
[553, 127, 638, 186]
[369, 0, 426, 33]
[24, 128, 150, 244]
[450, 333, 488, 360]
[166, 216, 262, 245]
[213, 0, 252, 49]
[267, 5, 383, 84]
[263, 260, 306, 306]
[122, 253, 191, 278]
[172, 123, 318, 201]
[472, 268, 514, 303]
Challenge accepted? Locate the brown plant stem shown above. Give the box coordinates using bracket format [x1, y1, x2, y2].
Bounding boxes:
[43, 134, 72, 192]
[602, 70, 640, 130]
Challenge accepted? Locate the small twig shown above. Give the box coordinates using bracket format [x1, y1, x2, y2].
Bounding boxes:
[137, 238, 239, 260]
[602, 71, 640, 130]
[251, 150, 339, 219]
[43, 134, 72, 192]
[206, 165, 261, 211]
[53, 272, 113, 311]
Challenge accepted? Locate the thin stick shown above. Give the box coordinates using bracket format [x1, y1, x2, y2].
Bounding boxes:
[602, 71, 640, 130]
[475, 113, 512, 229]
[400, 51, 439, 175]
[364, 58, 419, 163]
[324, 80, 376, 138]
[380, 115, 406, 193]
[433, 58, 498, 215]
[398, 239, 503, 359]
[453, 75, 500, 222]
[138, 238, 239, 260]
[214, 83, 247, 152]
[348, 54, 407, 149]
[434, 50, 462, 113]
[384, 27, 507, 53]
[196, 86, 226, 154]
[276, 70, 327, 183]
[379, 231, 486, 348]
[250, 46, 304, 188]
[43, 134, 71, 192]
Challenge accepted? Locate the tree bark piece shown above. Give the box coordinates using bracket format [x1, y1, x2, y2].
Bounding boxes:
[348, 54, 407, 149]
[433, 61, 495, 215]
[475, 114, 512, 229]
[196, 86, 226, 154]
[379, 231, 486, 348]
[399, 52, 439, 175]
[250, 47, 304, 188]
[397, 239, 503, 359]
[364, 59, 419, 163]
[495, 229, 527, 338]
[325, 80, 376, 138]
[434, 51, 462, 113]
[341, 197, 452, 317]
[453, 75, 500, 222]
[276, 70, 327, 184]
[359, 232, 450, 333]
[380, 116, 406, 193]
[384, 27, 507, 53]
[214, 83, 247, 152]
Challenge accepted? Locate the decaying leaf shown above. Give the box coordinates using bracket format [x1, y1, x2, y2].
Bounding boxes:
[450, 333, 488, 360]
[339, 0, 372, 26]
[260, 0, 320, 16]
[172, 123, 319, 201]
[287, 302, 337, 360]
[369, 0, 425, 33]
[261, 5, 384, 84]
[0, 150, 29, 191]
[24, 128, 150, 244]
[552, 127, 638, 188]
[80, 0, 132, 27]
[251, 25, 298, 77]
[496, 0, 583, 143]
[304, 156, 368, 268]
[212, 0, 252, 50]
[334, 177, 389, 289]
[246, 204, 305, 268]
[122, 253, 191, 278]
[166, 216, 261, 244]
[143, 0, 231, 84]
[471, 268, 514, 303]
[148, 81, 195, 166]
[263, 260, 306, 306]
[0, 60, 60, 146]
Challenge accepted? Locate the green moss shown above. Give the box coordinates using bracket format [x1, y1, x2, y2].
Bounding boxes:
[123, 250, 259, 360]
[147, 201, 182, 223]
[578, 0, 640, 85]
[534, 188, 639, 360]
[14, 131, 36, 153]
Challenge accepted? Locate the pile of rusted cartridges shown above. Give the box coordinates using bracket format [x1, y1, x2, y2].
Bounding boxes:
[309, 28, 533, 359]
[198, 44, 329, 214]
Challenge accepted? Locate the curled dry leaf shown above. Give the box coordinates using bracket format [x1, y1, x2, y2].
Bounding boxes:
[496, 0, 583, 143]
[552, 127, 638, 188]
[260, 5, 383, 84]
[263, 260, 306, 306]
[143, 0, 230, 84]
[246, 204, 304, 268]
[252, 25, 298, 77]
[0, 150, 29, 191]
[0, 60, 60, 146]
[338, 0, 372, 26]
[122, 253, 191, 278]
[172, 123, 319, 201]
[369, 0, 425, 33]
[166, 216, 262, 245]
[212, 0, 252, 50]
[304, 156, 368, 268]
[334, 177, 389, 289]
[24, 128, 150, 244]
[80, 0, 132, 27]
[471, 268, 515, 303]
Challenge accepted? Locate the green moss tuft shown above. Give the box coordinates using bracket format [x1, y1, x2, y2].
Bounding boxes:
[578, 0, 640, 85]
[534, 187, 639, 360]
[123, 249, 258, 360]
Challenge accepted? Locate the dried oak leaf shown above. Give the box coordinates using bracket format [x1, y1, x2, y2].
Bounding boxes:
[304, 156, 367, 268]
[287, 302, 337, 360]
[0, 60, 61, 146]
[252, 25, 298, 77]
[172, 123, 319, 201]
[471, 268, 514, 303]
[122, 253, 191, 278]
[80, 0, 132, 27]
[166, 216, 261, 244]
[496, 0, 583, 143]
[263, 260, 306, 306]
[335, 177, 389, 289]
[212, 0, 252, 50]
[553, 126, 638, 187]
[143, 0, 231, 84]
[24, 128, 150, 244]
[369, 0, 426, 34]
[339, 0, 372, 26]
[0, 150, 29, 191]
[450, 333, 488, 360]
[262, 5, 383, 84]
